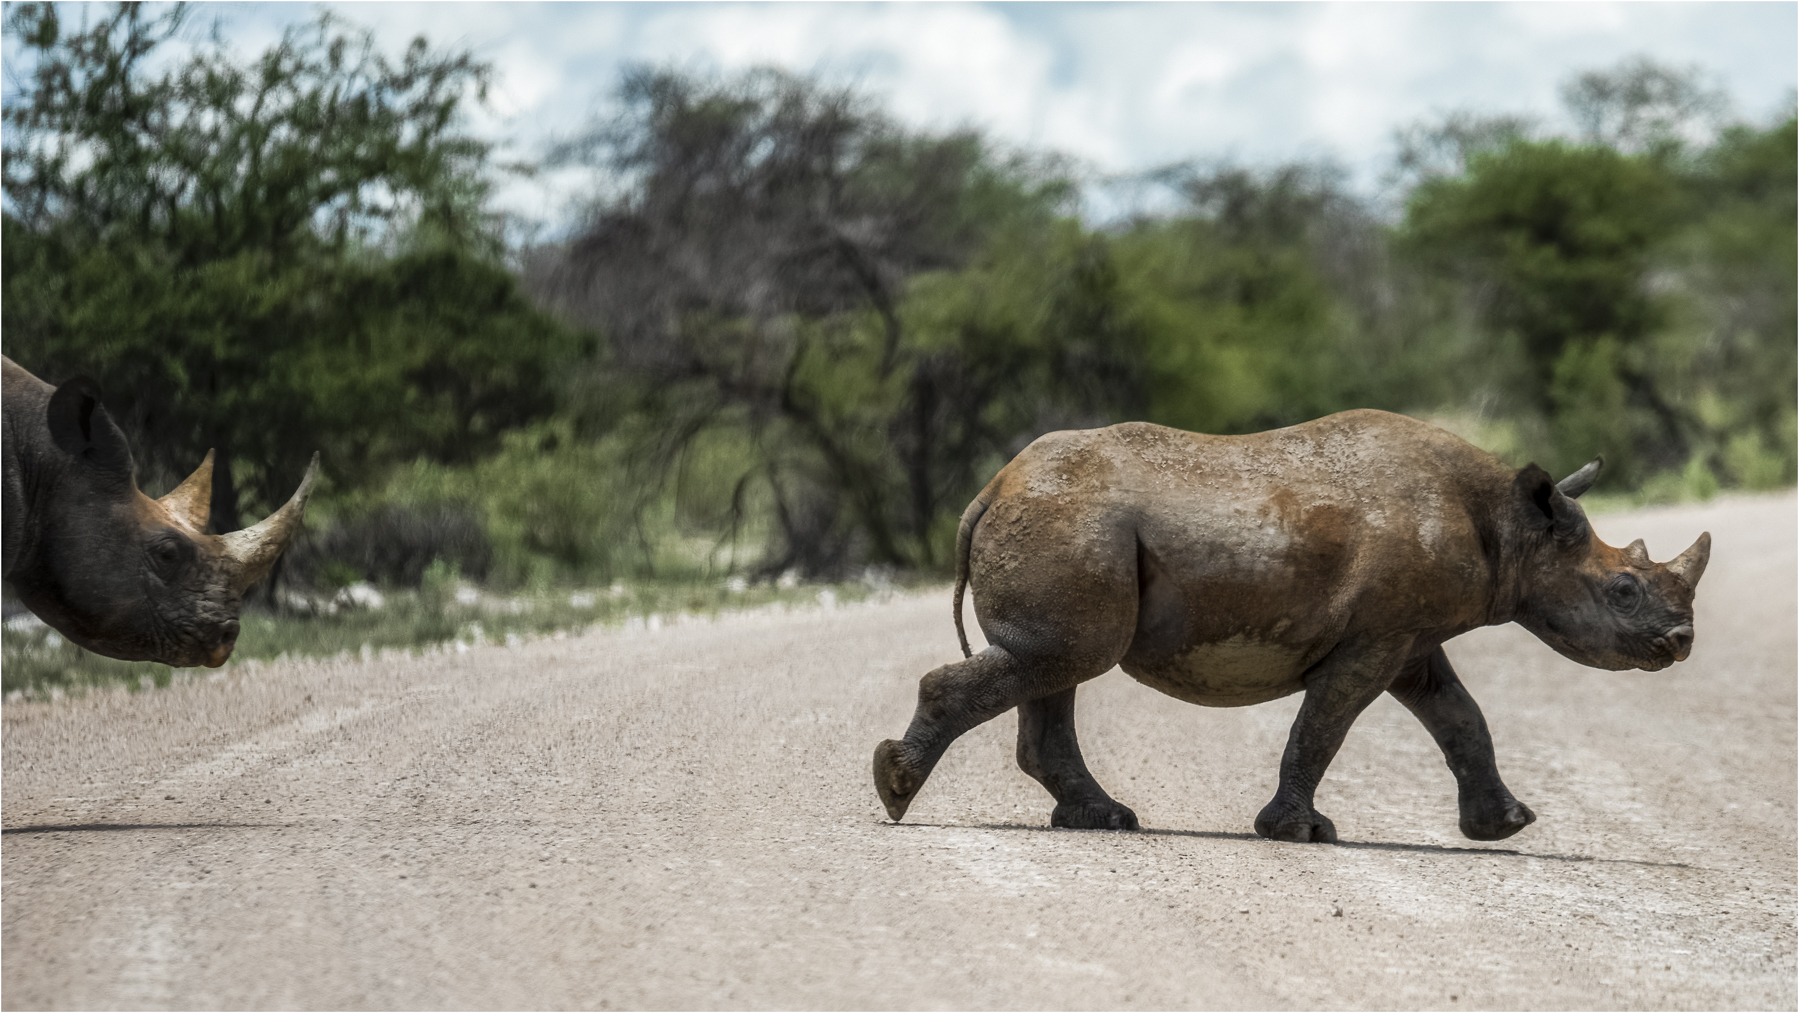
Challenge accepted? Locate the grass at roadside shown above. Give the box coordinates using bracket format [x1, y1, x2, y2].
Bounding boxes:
[2, 574, 895, 700]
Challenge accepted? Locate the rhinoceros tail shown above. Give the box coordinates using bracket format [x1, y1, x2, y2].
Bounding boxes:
[954, 494, 990, 659]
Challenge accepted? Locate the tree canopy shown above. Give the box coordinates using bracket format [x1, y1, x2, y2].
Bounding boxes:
[2, 2, 577, 530]
[3, 16, 1790, 587]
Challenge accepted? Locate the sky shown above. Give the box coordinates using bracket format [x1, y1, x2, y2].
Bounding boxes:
[8, 2, 1797, 226]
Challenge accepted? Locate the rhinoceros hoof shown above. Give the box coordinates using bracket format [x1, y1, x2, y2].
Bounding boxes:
[1051, 800, 1140, 831]
[873, 739, 921, 821]
[1460, 800, 1536, 842]
[1254, 803, 1339, 844]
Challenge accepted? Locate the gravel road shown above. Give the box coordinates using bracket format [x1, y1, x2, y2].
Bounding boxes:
[4, 492, 1793, 1010]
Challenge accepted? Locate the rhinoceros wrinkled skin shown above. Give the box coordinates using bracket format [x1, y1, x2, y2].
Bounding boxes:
[2, 356, 318, 668]
[874, 410, 1711, 843]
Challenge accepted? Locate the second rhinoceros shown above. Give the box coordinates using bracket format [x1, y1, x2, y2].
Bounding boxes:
[874, 410, 1710, 842]
[3, 356, 318, 669]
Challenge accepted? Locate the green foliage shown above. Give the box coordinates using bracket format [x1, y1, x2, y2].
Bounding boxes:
[1722, 426, 1792, 492]
[1, 3, 577, 527]
[1399, 106, 1795, 491]
[1403, 140, 1679, 381]
[3, 34, 1790, 604]
[360, 421, 648, 584]
[1548, 336, 1640, 481]
[1113, 171, 1354, 434]
[1666, 117, 1799, 483]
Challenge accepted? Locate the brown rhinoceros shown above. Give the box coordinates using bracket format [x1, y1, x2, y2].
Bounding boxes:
[873, 410, 1710, 842]
[2, 356, 318, 668]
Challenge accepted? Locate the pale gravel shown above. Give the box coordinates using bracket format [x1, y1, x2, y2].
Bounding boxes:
[2, 492, 1793, 1011]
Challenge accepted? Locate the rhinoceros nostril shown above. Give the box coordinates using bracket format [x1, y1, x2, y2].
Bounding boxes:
[218, 619, 241, 646]
[1665, 624, 1694, 659]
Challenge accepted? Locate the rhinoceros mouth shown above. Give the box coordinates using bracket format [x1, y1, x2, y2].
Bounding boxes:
[197, 620, 241, 668]
[144, 612, 240, 669]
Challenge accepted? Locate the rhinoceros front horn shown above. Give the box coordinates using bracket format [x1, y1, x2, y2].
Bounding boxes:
[1665, 531, 1712, 589]
[219, 453, 319, 593]
[157, 449, 216, 531]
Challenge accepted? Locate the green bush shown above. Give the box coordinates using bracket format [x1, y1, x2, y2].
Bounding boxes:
[1722, 428, 1792, 491]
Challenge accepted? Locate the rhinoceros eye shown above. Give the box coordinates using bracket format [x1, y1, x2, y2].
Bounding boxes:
[146, 532, 193, 580]
[1605, 573, 1644, 614]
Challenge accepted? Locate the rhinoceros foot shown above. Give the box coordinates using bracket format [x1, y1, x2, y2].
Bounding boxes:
[1051, 800, 1139, 831]
[1254, 801, 1339, 844]
[873, 739, 922, 821]
[1459, 795, 1536, 842]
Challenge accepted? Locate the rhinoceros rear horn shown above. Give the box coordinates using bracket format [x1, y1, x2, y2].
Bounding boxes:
[219, 453, 319, 592]
[158, 449, 215, 531]
[1556, 457, 1604, 499]
[1665, 531, 1711, 589]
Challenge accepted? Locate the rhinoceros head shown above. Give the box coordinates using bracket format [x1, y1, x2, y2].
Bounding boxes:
[14, 377, 317, 668]
[1508, 457, 1710, 672]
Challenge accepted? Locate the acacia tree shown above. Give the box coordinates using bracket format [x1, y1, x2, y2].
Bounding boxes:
[2, 2, 575, 529]
[529, 68, 1139, 573]
[1394, 58, 1792, 482]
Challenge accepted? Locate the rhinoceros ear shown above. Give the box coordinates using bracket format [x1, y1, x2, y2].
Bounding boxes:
[1514, 463, 1589, 543]
[46, 377, 134, 488]
[1555, 457, 1603, 499]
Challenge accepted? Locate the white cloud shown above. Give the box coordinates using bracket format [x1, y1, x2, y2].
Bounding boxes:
[11, 1, 1791, 226]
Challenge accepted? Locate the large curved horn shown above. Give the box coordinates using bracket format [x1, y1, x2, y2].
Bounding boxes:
[1556, 457, 1604, 499]
[220, 453, 319, 592]
[1665, 531, 1711, 589]
[157, 449, 215, 531]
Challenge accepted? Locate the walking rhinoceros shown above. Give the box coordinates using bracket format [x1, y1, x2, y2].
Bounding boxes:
[2, 356, 318, 668]
[873, 410, 1710, 842]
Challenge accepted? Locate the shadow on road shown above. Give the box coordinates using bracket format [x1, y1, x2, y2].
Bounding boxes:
[1330, 837, 1695, 868]
[888, 820, 1695, 868]
[2, 822, 285, 835]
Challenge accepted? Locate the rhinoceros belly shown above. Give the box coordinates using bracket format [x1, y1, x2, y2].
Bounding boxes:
[1120, 635, 1310, 707]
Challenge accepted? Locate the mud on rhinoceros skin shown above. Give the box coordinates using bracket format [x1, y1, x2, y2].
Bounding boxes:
[872, 409, 1711, 843]
[2, 356, 319, 668]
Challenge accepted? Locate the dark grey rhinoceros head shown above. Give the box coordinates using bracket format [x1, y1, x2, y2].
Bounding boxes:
[13, 377, 317, 668]
[1508, 458, 1710, 672]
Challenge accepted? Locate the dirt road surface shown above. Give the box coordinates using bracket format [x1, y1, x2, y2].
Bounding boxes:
[4, 492, 1794, 1010]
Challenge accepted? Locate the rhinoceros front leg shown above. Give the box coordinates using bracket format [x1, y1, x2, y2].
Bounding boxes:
[1256, 638, 1412, 843]
[1388, 646, 1536, 842]
[1017, 687, 1138, 830]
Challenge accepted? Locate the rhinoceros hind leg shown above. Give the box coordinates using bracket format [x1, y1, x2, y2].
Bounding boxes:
[1018, 687, 1139, 831]
[873, 739, 921, 821]
[876, 644, 1120, 823]
[1254, 802, 1338, 843]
